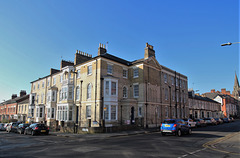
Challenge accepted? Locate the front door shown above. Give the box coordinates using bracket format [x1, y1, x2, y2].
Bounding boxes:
[131, 107, 134, 124]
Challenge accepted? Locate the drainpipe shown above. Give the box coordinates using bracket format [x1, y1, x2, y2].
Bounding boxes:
[79, 80, 83, 127]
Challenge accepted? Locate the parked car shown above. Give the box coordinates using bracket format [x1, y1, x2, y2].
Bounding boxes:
[24, 123, 49, 136]
[214, 118, 223, 125]
[223, 118, 230, 123]
[17, 123, 30, 134]
[160, 119, 192, 136]
[6, 122, 20, 133]
[203, 118, 217, 125]
[4, 123, 9, 130]
[194, 119, 207, 127]
[0, 123, 5, 131]
[183, 118, 196, 128]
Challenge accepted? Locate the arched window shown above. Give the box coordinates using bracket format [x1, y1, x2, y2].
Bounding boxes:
[87, 83, 91, 99]
[123, 86, 127, 98]
[76, 86, 80, 100]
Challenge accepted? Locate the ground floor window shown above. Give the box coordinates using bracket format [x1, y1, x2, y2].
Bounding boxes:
[36, 106, 44, 118]
[104, 104, 117, 121]
[47, 108, 55, 119]
[86, 105, 91, 119]
[57, 105, 73, 121]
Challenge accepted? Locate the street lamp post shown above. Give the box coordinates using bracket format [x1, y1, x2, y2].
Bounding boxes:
[221, 42, 240, 46]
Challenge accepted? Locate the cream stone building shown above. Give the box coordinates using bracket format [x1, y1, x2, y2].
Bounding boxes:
[29, 43, 188, 131]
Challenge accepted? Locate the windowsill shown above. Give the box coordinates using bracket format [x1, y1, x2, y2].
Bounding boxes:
[133, 76, 139, 78]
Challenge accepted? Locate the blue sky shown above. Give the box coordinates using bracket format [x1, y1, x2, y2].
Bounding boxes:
[0, 0, 239, 101]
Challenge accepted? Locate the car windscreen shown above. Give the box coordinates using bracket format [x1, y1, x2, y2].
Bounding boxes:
[163, 120, 176, 124]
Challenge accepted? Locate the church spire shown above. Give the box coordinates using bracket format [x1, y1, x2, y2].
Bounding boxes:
[234, 72, 239, 88]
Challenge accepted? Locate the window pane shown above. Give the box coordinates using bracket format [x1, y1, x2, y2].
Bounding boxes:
[86, 105, 91, 118]
[133, 68, 139, 77]
[105, 81, 109, 95]
[104, 105, 109, 120]
[134, 85, 139, 97]
[123, 87, 127, 98]
[107, 65, 113, 74]
[111, 105, 116, 120]
[87, 84, 91, 99]
[88, 65, 92, 75]
[111, 82, 116, 95]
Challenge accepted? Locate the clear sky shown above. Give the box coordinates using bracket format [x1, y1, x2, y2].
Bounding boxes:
[0, 0, 239, 102]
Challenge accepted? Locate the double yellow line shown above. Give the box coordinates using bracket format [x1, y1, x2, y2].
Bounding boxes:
[202, 132, 240, 155]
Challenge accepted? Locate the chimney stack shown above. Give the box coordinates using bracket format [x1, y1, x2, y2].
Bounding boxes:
[12, 94, 17, 99]
[221, 88, 226, 94]
[98, 43, 107, 56]
[211, 89, 215, 93]
[144, 43, 155, 59]
[20, 90, 26, 97]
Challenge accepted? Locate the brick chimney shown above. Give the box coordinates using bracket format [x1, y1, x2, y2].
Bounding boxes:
[20, 90, 26, 97]
[144, 43, 155, 59]
[11, 94, 17, 99]
[98, 43, 107, 56]
[74, 50, 92, 65]
[221, 88, 226, 94]
[211, 89, 215, 93]
[226, 91, 231, 95]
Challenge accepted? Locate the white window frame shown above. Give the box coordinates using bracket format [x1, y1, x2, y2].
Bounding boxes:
[87, 65, 92, 75]
[133, 83, 139, 98]
[104, 104, 118, 121]
[133, 68, 139, 78]
[107, 64, 113, 75]
[123, 86, 128, 98]
[123, 69, 128, 79]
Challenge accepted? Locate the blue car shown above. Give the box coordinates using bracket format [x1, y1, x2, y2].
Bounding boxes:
[160, 119, 192, 136]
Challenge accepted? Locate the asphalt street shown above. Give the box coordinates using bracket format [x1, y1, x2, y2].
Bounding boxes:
[0, 120, 239, 158]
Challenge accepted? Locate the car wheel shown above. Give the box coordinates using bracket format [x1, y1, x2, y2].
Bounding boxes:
[24, 130, 27, 135]
[31, 131, 35, 136]
[177, 129, 182, 137]
[188, 128, 192, 135]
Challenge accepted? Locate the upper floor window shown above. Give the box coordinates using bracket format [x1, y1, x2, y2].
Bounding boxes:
[107, 64, 113, 74]
[87, 65, 92, 75]
[38, 83, 40, 89]
[77, 70, 81, 78]
[111, 82, 117, 95]
[105, 81, 109, 95]
[164, 74, 167, 83]
[47, 79, 50, 86]
[123, 69, 128, 78]
[133, 84, 139, 98]
[76, 86, 80, 101]
[165, 88, 168, 100]
[123, 86, 127, 98]
[87, 83, 91, 99]
[42, 81, 45, 88]
[171, 77, 174, 85]
[133, 68, 139, 78]
[53, 77, 56, 85]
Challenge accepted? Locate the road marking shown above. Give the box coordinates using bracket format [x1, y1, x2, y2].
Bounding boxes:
[202, 132, 240, 155]
[177, 148, 206, 158]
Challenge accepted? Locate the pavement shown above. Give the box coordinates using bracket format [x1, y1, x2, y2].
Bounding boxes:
[50, 127, 160, 139]
[204, 132, 240, 155]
